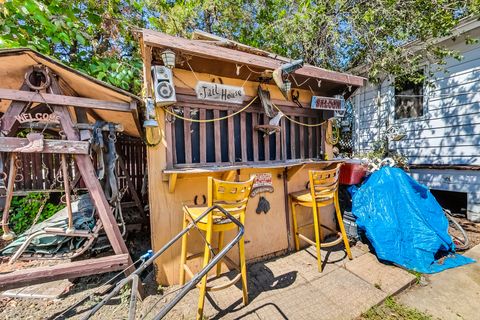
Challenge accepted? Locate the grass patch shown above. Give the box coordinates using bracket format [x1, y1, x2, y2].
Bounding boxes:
[359, 296, 432, 320]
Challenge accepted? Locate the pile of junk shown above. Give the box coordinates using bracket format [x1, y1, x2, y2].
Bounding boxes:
[338, 158, 475, 274]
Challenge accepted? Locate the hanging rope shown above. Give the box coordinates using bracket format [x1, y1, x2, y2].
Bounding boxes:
[163, 96, 258, 123]
[271, 103, 326, 127]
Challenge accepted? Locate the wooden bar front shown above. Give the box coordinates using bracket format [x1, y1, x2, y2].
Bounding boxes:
[141, 30, 364, 285]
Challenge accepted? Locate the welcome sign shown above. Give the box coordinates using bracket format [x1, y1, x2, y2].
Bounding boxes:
[195, 81, 245, 104]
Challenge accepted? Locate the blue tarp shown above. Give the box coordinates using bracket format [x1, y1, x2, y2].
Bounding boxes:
[351, 167, 475, 273]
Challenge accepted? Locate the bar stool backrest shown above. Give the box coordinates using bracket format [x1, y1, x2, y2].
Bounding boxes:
[308, 164, 342, 202]
[208, 176, 255, 218]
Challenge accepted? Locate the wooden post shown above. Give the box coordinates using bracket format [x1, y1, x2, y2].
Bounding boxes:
[48, 76, 132, 267]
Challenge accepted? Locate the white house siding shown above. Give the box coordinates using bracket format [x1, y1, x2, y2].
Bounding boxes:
[351, 26, 480, 221]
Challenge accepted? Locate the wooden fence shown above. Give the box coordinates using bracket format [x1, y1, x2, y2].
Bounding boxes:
[166, 93, 325, 169]
[10, 135, 146, 200]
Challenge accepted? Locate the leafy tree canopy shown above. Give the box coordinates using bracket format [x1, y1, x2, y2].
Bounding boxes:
[1, 0, 479, 94]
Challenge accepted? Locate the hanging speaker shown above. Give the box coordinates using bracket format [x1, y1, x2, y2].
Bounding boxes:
[152, 65, 176, 106]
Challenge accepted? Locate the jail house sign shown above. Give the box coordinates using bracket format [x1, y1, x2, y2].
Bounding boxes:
[195, 81, 245, 104]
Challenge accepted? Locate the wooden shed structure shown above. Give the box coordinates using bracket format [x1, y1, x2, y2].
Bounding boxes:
[139, 30, 365, 285]
[0, 48, 143, 290]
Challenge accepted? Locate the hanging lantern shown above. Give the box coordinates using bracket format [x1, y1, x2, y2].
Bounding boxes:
[161, 49, 176, 69]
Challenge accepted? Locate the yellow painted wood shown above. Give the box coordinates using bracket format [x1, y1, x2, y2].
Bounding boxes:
[222, 170, 236, 181]
[286, 164, 305, 181]
[179, 176, 253, 320]
[288, 164, 351, 272]
[168, 173, 177, 193]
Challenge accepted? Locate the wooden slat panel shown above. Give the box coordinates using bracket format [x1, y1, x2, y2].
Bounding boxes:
[228, 110, 235, 163]
[165, 117, 174, 168]
[213, 109, 221, 162]
[291, 119, 296, 159]
[252, 112, 259, 162]
[263, 114, 270, 161]
[240, 112, 247, 162]
[275, 127, 281, 161]
[308, 118, 313, 158]
[183, 107, 192, 164]
[299, 117, 305, 159]
[281, 117, 287, 161]
[199, 109, 206, 164]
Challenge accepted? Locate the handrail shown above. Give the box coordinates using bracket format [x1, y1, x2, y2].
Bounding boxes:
[81, 204, 244, 320]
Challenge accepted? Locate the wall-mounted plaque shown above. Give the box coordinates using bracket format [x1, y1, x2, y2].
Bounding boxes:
[250, 173, 274, 197]
[195, 81, 245, 104]
[311, 96, 342, 110]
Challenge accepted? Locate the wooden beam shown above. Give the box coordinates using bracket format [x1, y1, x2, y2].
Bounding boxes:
[0, 82, 31, 135]
[168, 173, 177, 193]
[142, 29, 365, 87]
[49, 76, 131, 263]
[0, 254, 129, 291]
[222, 170, 236, 181]
[0, 137, 89, 154]
[0, 88, 132, 112]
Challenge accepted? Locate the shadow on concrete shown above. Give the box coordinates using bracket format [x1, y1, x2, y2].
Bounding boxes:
[208, 262, 297, 319]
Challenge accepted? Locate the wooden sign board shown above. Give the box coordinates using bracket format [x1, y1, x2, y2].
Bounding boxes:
[15, 113, 60, 124]
[250, 173, 274, 197]
[195, 81, 245, 104]
[311, 96, 342, 111]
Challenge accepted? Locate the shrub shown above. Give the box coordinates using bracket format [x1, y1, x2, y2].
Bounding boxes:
[6, 193, 65, 235]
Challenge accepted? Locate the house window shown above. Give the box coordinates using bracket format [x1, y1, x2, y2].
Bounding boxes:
[394, 71, 424, 119]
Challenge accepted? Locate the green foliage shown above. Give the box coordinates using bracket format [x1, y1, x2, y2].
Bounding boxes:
[1, 0, 480, 92]
[361, 296, 432, 320]
[7, 193, 64, 235]
[0, 0, 144, 93]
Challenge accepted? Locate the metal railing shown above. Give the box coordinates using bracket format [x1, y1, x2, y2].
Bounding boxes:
[81, 205, 244, 320]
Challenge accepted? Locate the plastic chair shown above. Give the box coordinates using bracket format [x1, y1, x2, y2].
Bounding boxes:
[179, 176, 254, 320]
[289, 164, 352, 271]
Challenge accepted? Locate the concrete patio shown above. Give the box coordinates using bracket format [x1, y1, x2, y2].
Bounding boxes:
[398, 244, 480, 320]
[140, 243, 417, 320]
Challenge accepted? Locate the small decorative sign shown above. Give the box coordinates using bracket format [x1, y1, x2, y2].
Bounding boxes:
[311, 96, 342, 111]
[250, 173, 274, 197]
[15, 113, 60, 124]
[195, 81, 245, 104]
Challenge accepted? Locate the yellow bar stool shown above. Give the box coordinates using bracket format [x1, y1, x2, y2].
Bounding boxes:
[179, 176, 255, 320]
[289, 164, 352, 272]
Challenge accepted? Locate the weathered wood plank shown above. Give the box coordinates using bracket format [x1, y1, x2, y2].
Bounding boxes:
[252, 113, 259, 162]
[0, 88, 132, 112]
[291, 120, 296, 159]
[299, 117, 305, 159]
[0, 254, 129, 291]
[240, 112, 247, 162]
[0, 83, 31, 135]
[281, 117, 287, 161]
[263, 115, 270, 161]
[0, 137, 89, 154]
[199, 109, 206, 164]
[183, 107, 192, 164]
[213, 109, 222, 162]
[308, 118, 313, 158]
[228, 110, 235, 163]
[165, 116, 174, 168]
[142, 30, 365, 87]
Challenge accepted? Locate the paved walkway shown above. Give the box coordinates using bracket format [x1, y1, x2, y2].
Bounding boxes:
[140, 243, 416, 320]
[398, 244, 480, 320]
